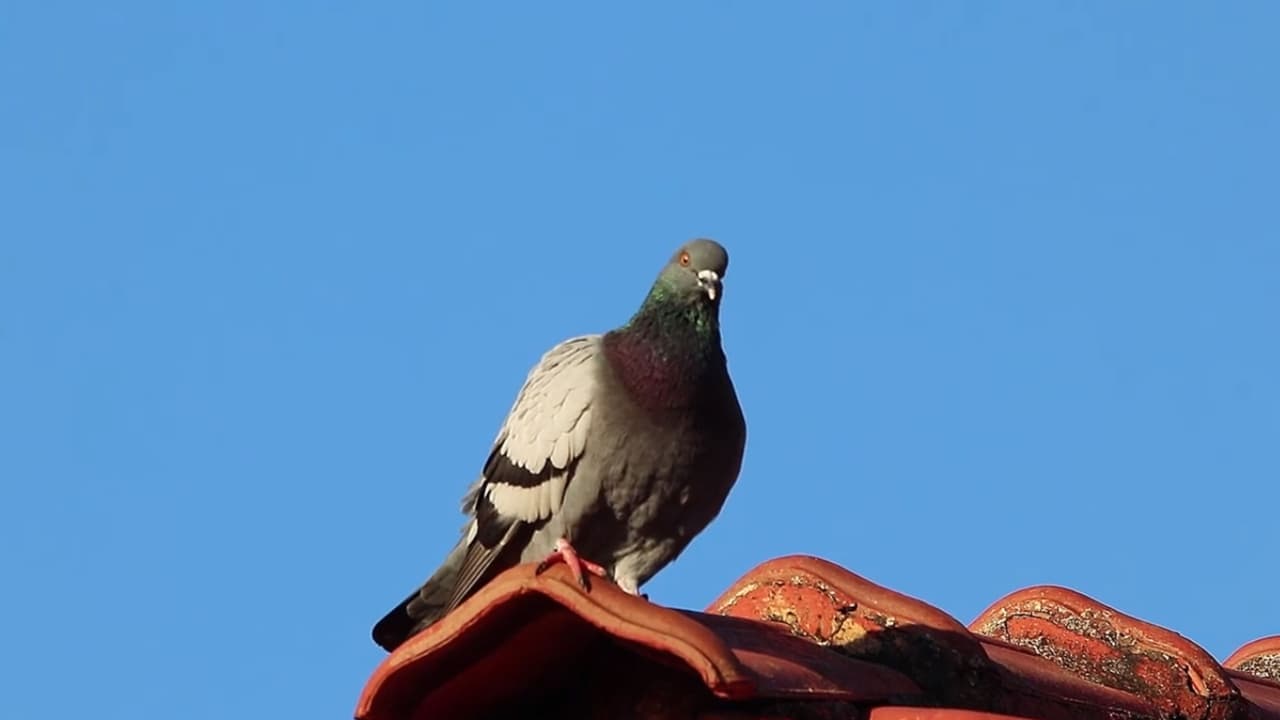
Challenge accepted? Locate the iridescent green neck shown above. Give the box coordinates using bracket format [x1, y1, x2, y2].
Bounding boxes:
[626, 281, 719, 341]
[603, 282, 724, 410]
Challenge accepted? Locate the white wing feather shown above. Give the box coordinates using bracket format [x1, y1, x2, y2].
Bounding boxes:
[482, 335, 599, 523]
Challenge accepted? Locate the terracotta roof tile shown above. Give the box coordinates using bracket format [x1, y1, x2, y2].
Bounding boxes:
[707, 555, 1002, 709]
[1226, 636, 1280, 682]
[356, 555, 1280, 720]
[970, 585, 1244, 720]
[356, 562, 919, 720]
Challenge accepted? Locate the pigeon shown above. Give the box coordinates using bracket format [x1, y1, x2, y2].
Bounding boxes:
[372, 239, 746, 652]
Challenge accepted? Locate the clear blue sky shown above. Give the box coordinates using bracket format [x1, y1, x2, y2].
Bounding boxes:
[2, 3, 1277, 718]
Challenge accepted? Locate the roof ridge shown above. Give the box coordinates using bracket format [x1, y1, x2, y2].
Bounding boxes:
[356, 556, 1280, 720]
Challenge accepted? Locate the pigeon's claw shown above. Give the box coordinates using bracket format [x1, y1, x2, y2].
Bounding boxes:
[536, 537, 607, 590]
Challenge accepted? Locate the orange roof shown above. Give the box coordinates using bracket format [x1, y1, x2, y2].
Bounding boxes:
[356, 555, 1280, 720]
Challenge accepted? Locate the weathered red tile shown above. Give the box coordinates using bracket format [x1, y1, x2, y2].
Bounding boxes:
[979, 637, 1157, 720]
[1228, 673, 1280, 720]
[687, 612, 922, 701]
[868, 708, 1036, 720]
[1225, 636, 1280, 683]
[970, 586, 1246, 720]
[356, 561, 919, 720]
[708, 555, 1005, 710]
[354, 555, 1280, 720]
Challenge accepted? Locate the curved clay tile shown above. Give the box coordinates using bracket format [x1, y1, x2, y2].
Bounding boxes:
[707, 554, 1000, 707]
[356, 561, 919, 720]
[705, 555, 1155, 720]
[354, 556, 1280, 720]
[867, 709, 1045, 720]
[1225, 636, 1280, 682]
[970, 585, 1244, 720]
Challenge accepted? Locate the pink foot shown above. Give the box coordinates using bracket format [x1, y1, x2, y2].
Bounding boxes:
[535, 537, 607, 590]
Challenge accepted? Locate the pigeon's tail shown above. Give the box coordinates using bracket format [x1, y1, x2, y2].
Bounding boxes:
[372, 541, 466, 652]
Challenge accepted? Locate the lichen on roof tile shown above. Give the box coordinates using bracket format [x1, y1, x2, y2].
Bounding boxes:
[970, 585, 1247, 720]
[1226, 636, 1280, 683]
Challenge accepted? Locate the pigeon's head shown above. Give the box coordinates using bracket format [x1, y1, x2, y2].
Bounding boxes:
[657, 238, 730, 305]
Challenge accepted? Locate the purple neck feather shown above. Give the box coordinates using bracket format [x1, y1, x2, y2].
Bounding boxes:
[602, 293, 723, 412]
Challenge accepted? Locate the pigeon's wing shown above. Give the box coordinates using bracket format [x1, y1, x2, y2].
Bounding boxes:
[445, 334, 601, 610]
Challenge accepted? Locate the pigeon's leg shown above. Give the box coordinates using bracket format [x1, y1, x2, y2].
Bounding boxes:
[535, 537, 607, 590]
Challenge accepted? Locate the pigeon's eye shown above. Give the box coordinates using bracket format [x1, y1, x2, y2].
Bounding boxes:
[679, 251, 691, 266]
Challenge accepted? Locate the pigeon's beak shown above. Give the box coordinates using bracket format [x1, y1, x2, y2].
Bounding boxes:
[697, 269, 721, 302]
